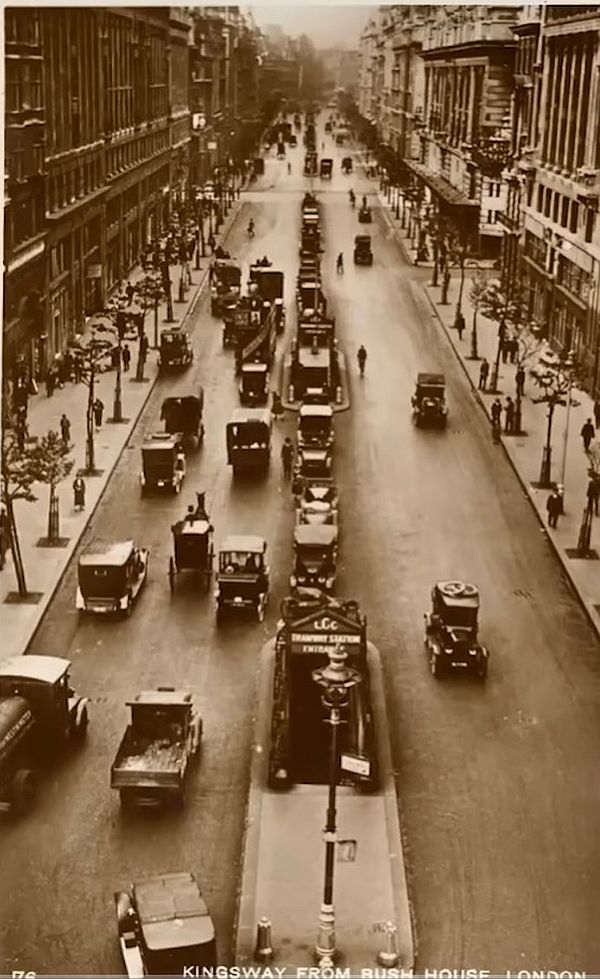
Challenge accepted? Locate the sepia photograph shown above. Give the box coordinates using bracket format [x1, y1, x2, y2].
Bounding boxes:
[1, 1, 600, 976]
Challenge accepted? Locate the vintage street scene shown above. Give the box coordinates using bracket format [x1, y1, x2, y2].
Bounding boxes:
[2, 3, 600, 977]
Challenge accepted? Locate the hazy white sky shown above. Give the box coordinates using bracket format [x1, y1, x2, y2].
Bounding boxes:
[250, 4, 371, 49]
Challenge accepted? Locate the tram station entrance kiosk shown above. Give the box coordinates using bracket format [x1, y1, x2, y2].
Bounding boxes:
[268, 594, 377, 791]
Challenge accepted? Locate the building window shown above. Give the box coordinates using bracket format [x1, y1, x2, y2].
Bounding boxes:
[561, 197, 569, 228]
[544, 188, 552, 217]
[552, 194, 559, 223]
[585, 207, 595, 244]
[6, 62, 23, 111]
[537, 184, 544, 212]
[569, 200, 579, 234]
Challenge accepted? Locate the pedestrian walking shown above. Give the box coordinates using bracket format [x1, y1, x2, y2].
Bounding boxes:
[546, 489, 562, 528]
[122, 343, 131, 372]
[73, 476, 86, 511]
[515, 365, 526, 398]
[581, 418, 595, 452]
[594, 399, 600, 430]
[491, 398, 502, 426]
[456, 311, 465, 340]
[504, 396, 515, 434]
[93, 397, 104, 429]
[208, 232, 216, 255]
[586, 478, 599, 516]
[45, 367, 56, 398]
[281, 437, 294, 479]
[60, 413, 71, 446]
[336, 252, 344, 274]
[63, 349, 73, 382]
[478, 358, 489, 391]
[508, 337, 518, 363]
[501, 337, 509, 364]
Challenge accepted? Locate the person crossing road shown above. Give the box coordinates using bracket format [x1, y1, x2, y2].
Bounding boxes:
[357, 345, 367, 377]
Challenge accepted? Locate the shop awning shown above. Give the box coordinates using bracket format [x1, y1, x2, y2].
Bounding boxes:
[404, 160, 478, 209]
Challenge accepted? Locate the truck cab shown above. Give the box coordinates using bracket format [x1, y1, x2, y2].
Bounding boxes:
[226, 409, 272, 476]
[0, 656, 88, 814]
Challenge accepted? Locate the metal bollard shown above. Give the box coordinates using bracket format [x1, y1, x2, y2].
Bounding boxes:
[255, 916, 273, 963]
[335, 386, 342, 404]
[288, 384, 295, 402]
[377, 920, 399, 968]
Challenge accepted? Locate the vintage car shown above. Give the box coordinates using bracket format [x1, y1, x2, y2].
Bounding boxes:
[319, 158, 333, 179]
[303, 152, 318, 176]
[295, 444, 333, 480]
[324, 121, 332, 133]
[290, 524, 338, 592]
[226, 408, 272, 476]
[158, 327, 194, 372]
[114, 872, 216, 976]
[295, 477, 339, 525]
[111, 689, 202, 808]
[341, 156, 353, 174]
[424, 581, 489, 680]
[297, 403, 334, 450]
[335, 128, 350, 145]
[249, 266, 285, 333]
[141, 434, 186, 494]
[210, 259, 241, 316]
[411, 372, 448, 427]
[160, 391, 205, 452]
[169, 499, 214, 593]
[0, 656, 89, 814]
[76, 539, 149, 616]
[358, 204, 372, 223]
[354, 234, 373, 266]
[239, 363, 269, 405]
[215, 535, 269, 622]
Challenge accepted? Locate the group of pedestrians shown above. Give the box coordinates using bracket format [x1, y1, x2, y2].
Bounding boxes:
[490, 397, 516, 434]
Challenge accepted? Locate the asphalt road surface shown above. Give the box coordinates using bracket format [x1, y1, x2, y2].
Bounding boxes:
[1, 115, 600, 975]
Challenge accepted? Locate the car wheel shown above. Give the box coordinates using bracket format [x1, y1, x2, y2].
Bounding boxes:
[257, 598, 265, 623]
[168, 557, 175, 593]
[173, 480, 181, 495]
[430, 656, 442, 679]
[478, 658, 488, 680]
[122, 594, 132, 619]
[12, 769, 37, 814]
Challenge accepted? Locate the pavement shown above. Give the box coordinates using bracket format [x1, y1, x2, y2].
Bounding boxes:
[1, 195, 246, 659]
[373, 183, 600, 639]
[236, 639, 414, 973]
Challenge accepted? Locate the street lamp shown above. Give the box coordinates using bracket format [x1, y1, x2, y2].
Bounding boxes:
[558, 345, 579, 509]
[465, 261, 484, 361]
[312, 647, 362, 966]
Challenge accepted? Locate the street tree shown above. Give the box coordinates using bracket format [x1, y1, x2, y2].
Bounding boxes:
[71, 329, 112, 474]
[97, 290, 132, 422]
[1, 428, 38, 596]
[132, 271, 165, 354]
[478, 279, 543, 425]
[467, 270, 488, 360]
[445, 228, 475, 330]
[529, 351, 582, 487]
[29, 429, 74, 544]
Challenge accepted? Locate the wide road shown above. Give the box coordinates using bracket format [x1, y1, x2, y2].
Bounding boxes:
[2, 113, 600, 975]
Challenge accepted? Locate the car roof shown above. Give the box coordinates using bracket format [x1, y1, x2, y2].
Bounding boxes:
[418, 372, 445, 386]
[241, 363, 268, 373]
[128, 690, 192, 708]
[434, 581, 479, 606]
[142, 435, 179, 449]
[220, 535, 266, 553]
[0, 654, 71, 684]
[229, 407, 271, 423]
[300, 448, 329, 459]
[178, 519, 211, 536]
[355, 234, 371, 243]
[294, 524, 337, 545]
[134, 872, 214, 951]
[299, 404, 333, 418]
[161, 326, 188, 338]
[79, 539, 134, 566]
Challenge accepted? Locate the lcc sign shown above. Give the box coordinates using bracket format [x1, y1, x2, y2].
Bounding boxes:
[290, 611, 361, 655]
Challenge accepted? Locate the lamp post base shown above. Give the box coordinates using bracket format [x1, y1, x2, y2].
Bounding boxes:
[315, 903, 336, 962]
[539, 446, 552, 487]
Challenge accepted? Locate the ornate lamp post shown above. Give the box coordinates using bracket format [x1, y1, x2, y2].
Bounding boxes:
[312, 647, 362, 966]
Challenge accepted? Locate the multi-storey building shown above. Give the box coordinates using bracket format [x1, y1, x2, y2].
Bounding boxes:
[385, 6, 426, 163]
[3, 6, 267, 389]
[358, 17, 380, 123]
[515, 5, 600, 390]
[4, 8, 46, 385]
[414, 5, 517, 255]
